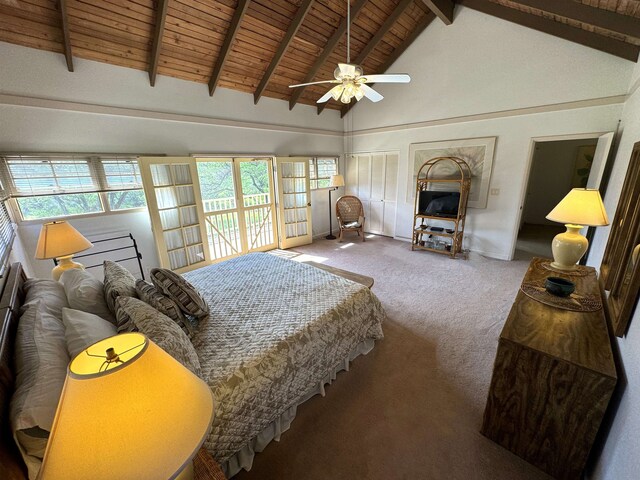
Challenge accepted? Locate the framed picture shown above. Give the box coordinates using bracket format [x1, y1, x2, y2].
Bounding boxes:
[571, 145, 597, 188]
[407, 137, 497, 208]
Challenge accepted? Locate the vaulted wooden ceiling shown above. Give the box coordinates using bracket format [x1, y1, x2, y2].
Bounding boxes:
[0, 1, 639, 118]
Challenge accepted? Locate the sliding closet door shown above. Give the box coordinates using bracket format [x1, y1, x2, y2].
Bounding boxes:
[139, 157, 210, 273]
[369, 153, 385, 234]
[382, 152, 398, 237]
[276, 157, 312, 249]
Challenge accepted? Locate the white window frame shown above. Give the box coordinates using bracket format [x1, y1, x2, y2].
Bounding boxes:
[0, 154, 148, 224]
[309, 156, 339, 190]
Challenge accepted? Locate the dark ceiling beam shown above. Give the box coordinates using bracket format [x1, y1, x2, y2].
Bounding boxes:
[208, 0, 251, 96]
[254, 0, 315, 104]
[318, 0, 415, 114]
[149, 0, 169, 87]
[459, 0, 640, 62]
[58, 0, 73, 72]
[509, 0, 640, 39]
[341, 11, 436, 118]
[288, 0, 368, 110]
[421, 0, 455, 25]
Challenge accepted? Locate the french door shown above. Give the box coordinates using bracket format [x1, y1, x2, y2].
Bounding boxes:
[276, 157, 313, 249]
[139, 157, 211, 273]
[140, 156, 278, 271]
[197, 157, 278, 262]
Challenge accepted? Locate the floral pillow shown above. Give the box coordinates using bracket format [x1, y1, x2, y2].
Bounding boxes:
[103, 261, 138, 315]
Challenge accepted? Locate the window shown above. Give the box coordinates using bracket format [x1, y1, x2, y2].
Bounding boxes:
[309, 157, 338, 190]
[0, 155, 146, 221]
[0, 199, 16, 277]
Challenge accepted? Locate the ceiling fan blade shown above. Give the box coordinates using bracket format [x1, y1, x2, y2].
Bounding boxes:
[316, 90, 335, 103]
[289, 80, 339, 88]
[360, 84, 384, 102]
[360, 73, 411, 84]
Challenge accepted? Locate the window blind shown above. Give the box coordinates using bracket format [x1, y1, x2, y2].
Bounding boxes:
[0, 200, 16, 277]
[0, 155, 143, 197]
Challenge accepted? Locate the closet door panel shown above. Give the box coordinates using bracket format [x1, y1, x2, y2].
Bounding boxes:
[385, 153, 399, 202]
[371, 154, 385, 200]
[369, 200, 383, 234]
[357, 154, 371, 199]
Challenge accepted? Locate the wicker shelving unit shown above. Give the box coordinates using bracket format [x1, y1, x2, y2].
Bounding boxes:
[411, 156, 471, 258]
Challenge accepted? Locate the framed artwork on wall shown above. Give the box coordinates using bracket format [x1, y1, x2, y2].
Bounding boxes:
[408, 137, 497, 208]
[600, 141, 640, 337]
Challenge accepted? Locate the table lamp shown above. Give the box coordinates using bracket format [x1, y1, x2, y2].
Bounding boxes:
[545, 188, 609, 270]
[326, 174, 345, 240]
[35, 220, 93, 280]
[38, 333, 214, 480]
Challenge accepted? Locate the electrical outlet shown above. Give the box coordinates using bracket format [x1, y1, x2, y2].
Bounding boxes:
[490, 188, 500, 196]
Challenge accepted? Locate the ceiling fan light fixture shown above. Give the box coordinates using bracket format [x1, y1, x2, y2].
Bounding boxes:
[330, 84, 344, 101]
[354, 87, 365, 101]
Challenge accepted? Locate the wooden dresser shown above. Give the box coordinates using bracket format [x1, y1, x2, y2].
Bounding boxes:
[481, 258, 616, 480]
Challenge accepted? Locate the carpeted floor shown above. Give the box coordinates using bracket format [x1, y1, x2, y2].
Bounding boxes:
[237, 236, 551, 480]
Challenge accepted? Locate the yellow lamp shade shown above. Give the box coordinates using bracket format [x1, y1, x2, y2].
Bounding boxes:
[35, 221, 93, 259]
[329, 174, 345, 188]
[546, 188, 609, 227]
[39, 333, 214, 480]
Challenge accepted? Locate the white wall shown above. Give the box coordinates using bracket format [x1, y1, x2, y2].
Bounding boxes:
[522, 138, 597, 226]
[345, 6, 633, 259]
[587, 57, 640, 480]
[0, 43, 344, 277]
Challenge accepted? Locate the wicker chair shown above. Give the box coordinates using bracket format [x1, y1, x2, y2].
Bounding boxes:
[336, 195, 365, 242]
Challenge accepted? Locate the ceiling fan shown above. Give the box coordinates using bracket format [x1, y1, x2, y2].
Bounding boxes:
[289, 0, 410, 105]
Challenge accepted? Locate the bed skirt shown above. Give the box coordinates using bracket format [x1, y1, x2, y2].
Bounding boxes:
[222, 338, 376, 478]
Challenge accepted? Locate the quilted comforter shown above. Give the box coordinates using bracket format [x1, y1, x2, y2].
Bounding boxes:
[184, 253, 386, 462]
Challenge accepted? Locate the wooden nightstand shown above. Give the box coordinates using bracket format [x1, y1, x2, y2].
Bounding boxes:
[193, 447, 227, 480]
[481, 258, 616, 480]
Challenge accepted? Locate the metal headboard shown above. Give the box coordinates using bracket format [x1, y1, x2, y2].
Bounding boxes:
[53, 233, 144, 280]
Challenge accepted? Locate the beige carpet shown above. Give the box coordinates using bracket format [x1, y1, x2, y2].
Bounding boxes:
[237, 236, 551, 480]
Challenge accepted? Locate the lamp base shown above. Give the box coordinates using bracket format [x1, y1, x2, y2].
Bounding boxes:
[52, 255, 85, 281]
[326, 234, 337, 240]
[550, 224, 588, 271]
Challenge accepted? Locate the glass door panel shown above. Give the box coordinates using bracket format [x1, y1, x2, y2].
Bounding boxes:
[276, 157, 312, 249]
[139, 158, 210, 273]
[196, 157, 278, 262]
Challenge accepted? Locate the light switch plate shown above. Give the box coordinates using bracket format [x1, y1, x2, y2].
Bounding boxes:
[490, 188, 500, 196]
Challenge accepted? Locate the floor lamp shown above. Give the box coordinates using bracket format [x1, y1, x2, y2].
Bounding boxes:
[326, 174, 345, 240]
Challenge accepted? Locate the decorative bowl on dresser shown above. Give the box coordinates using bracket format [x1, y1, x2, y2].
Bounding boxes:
[481, 257, 616, 480]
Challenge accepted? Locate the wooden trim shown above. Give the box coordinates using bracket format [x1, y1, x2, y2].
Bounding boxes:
[459, 0, 640, 62]
[318, 0, 415, 115]
[58, 0, 73, 72]
[341, 11, 436, 118]
[347, 94, 626, 133]
[421, 0, 455, 25]
[288, 0, 368, 110]
[0, 93, 343, 137]
[148, 0, 169, 87]
[508, 0, 640, 39]
[208, 0, 250, 97]
[253, 0, 314, 105]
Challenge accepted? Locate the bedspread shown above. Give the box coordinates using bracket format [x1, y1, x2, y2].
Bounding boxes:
[184, 253, 385, 462]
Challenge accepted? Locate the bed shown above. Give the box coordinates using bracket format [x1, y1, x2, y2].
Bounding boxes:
[0, 253, 386, 478]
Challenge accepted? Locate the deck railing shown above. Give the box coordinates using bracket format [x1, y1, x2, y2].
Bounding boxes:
[203, 193, 269, 212]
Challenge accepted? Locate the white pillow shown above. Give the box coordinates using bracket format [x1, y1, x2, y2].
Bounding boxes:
[60, 269, 116, 325]
[61, 308, 118, 358]
[10, 300, 69, 479]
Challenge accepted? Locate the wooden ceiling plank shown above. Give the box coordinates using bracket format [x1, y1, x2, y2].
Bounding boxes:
[254, 0, 315, 104]
[318, 0, 415, 114]
[208, 0, 251, 96]
[341, 11, 436, 117]
[58, 0, 73, 71]
[508, 0, 640, 39]
[148, 0, 169, 86]
[288, 0, 368, 110]
[459, 0, 640, 61]
[421, 0, 454, 25]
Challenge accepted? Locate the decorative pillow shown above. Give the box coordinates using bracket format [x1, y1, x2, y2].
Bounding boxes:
[135, 280, 194, 337]
[60, 269, 116, 325]
[114, 297, 201, 376]
[10, 300, 70, 479]
[22, 279, 68, 319]
[150, 268, 209, 319]
[103, 260, 138, 315]
[61, 308, 118, 358]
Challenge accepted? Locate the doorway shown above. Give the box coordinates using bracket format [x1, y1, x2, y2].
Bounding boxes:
[514, 133, 614, 261]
